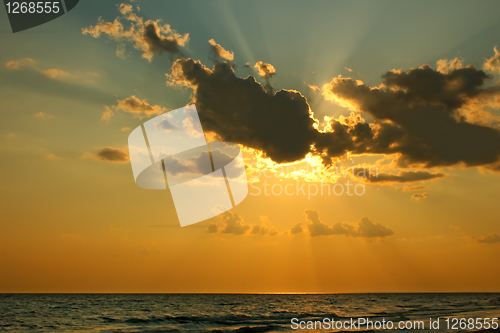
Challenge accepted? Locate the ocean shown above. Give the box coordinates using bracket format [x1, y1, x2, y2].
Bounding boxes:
[0, 293, 499, 332]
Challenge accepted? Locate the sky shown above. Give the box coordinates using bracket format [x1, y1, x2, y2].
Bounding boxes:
[0, 0, 500, 293]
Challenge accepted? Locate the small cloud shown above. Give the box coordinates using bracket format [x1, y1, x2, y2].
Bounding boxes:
[82, 3, 189, 61]
[250, 216, 279, 236]
[300, 209, 394, 239]
[436, 57, 463, 74]
[355, 170, 445, 184]
[101, 105, 114, 121]
[411, 192, 428, 200]
[476, 233, 500, 244]
[40, 68, 70, 79]
[4, 58, 36, 70]
[484, 46, 500, 74]
[290, 222, 303, 235]
[5, 58, 72, 81]
[114, 95, 167, 119]
[254, 61, 276, 78]
[45, 153, 57, 159]
[182, 116, 202, 138]
[121, 127, 131, 131]
[308, 84, 320, 92]
[95, 147, 130, 162]
[345, 67, 353, 72]
[34, 112, 53, 119]
[206, 211, 279, 236]
[156, 118, 177, 131]
[5, 133, 16, 139]
[208, 39, 234, 61]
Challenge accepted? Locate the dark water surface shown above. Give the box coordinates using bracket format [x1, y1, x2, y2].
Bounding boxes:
[0, 293, 499, 332]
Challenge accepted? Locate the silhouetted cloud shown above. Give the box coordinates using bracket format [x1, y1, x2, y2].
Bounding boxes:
[476, 233, 500, 244]
[96, 147, 129, 162]
[208, 39, 234, 61]
[205, 210, 393, 239]
[166, 56, 500, 172]
[297, 210, 394, 238]
[290, 222, 303, 235]
[168, 59, 316, 163]
[355, 170, 445, 183]
[206, 211, 278, 236]
[82, 3, 188, 61]
[323, 63, 500, 168]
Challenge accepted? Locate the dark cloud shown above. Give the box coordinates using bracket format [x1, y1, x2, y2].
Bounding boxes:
[167, 57, 500, 171]
[290, 222, 304, 235]
[206, 211, 278, 236]
[403, 185, 429, 191]
[300, 210, 394, 238]
[355, 170, 444, 183]
[324, 65, 500, 168]
[476, 233, 500, 244]
[168, 59, 317, 163]
[96, 147, 129, 162]
[82, 4, 188, 61]
[142, 22, 186, 59]
[207, 211, 250, 235]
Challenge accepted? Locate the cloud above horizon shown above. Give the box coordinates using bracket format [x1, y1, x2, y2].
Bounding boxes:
[82, 5, 500, 178]
[208, 39, 234, 61]
[102, 96, 168, 120]
[323, 61, 500, 169]
[206, 211, 279, 236]
[476, 233, 500, 244]
[205, 210, 393, 239]
[291, 210, 394, 239]
[5, 58, 71, 80]
[95, 147, 130, 162]
[82, 3, 189, 61]
[166, 56, 500, 173]
[354, 170, 445, 184]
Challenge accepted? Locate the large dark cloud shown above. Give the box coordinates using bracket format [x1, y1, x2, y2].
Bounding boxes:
[169, 59, 317, 163]
[325, 65, 500, 168]
[168, 58, 500, 170]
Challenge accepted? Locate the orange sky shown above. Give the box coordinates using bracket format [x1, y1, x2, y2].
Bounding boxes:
[1, 0, 499, 293]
